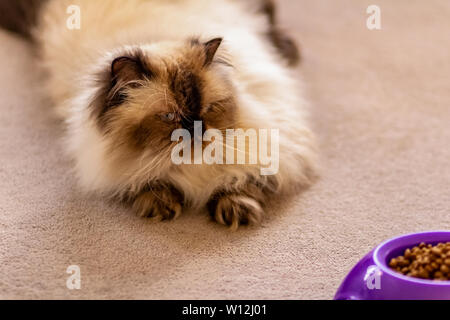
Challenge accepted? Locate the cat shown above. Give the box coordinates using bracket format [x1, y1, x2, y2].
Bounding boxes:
[1, 0, 317, 229]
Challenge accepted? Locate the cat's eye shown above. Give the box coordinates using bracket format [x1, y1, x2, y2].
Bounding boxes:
[160, 112, 176, 122]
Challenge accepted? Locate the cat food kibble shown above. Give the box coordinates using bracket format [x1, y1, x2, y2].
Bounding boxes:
[389, 242, 450, 281]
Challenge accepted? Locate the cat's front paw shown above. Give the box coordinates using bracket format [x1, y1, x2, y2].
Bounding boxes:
[208, 194, 264, 230]
[132, 186, 183, 221]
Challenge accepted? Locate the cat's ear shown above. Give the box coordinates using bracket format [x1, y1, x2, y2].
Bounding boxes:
[203, 38, 223, 67]
[111, 56, 148, 84]
[90, 53, 152, 126]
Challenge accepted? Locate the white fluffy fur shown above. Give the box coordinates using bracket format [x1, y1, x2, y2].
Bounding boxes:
[35, 0, 317, 208]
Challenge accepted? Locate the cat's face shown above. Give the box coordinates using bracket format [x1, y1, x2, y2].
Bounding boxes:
[88, 38, 237, 191]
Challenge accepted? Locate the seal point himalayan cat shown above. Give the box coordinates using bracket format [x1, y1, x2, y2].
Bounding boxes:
[1, 0, 317, 229]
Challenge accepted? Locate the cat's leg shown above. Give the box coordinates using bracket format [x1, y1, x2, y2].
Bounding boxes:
[260, 0, 277, 25]
[0, 0, 45, 40]
[259, 0, 301, 66]
[207, 181, 269, 230]
[267, 28, 301, 66]
[132, 184, 184, 221]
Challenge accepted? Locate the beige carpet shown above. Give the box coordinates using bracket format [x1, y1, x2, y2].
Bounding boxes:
[1, 0, 449, 300]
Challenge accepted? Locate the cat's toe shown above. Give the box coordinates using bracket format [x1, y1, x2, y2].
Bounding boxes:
[132, 192, 182, 221]
[210, 195, 264, 230]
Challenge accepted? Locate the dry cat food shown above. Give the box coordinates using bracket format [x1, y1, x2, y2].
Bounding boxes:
[389, 242, 450, 281]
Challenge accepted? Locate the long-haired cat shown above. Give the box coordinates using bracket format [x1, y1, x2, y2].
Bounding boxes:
[1, 0, 317, 229]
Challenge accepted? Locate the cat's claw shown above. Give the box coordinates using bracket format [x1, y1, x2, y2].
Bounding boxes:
[132, 191, 183, 221]
[210, 195, 263, 230]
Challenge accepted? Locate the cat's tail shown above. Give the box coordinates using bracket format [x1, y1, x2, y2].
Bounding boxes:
[0, 0, 46, 40]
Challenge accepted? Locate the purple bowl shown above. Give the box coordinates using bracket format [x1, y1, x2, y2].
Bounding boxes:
[334, 231, 450, 300]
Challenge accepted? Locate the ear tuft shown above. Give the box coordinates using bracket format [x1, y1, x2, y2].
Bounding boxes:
[203, 38, 223, 67]
[111, 56, 147, 84]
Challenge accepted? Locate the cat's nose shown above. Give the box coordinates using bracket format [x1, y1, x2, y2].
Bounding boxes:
[181, 118, 193, 132]
[181, 118, 206, 137]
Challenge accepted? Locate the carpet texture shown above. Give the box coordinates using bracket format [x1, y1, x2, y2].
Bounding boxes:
[1, 0, 449, 299]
